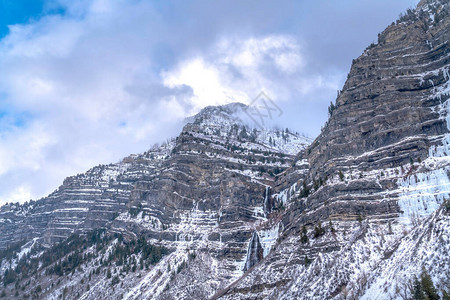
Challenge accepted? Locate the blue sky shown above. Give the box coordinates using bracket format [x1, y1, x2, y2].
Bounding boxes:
[0, 0, 52, 37]
[0, 1, 41, 35]
[0, 0, 418, 205]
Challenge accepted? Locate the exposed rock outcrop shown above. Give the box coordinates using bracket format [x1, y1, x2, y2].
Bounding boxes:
[217, 1, 450, 299]
[0, 1, 449, 299]
[244, 231, 264, 272]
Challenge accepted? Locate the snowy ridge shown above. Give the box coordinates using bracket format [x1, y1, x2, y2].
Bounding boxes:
[188, 102, 312, 155]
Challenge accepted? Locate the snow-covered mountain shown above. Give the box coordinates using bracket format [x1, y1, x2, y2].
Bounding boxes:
[0, 101, 311, 299]
[216, 0, 450, 298]
[186, 102, 311, 155]
[0, 0, 449, 299]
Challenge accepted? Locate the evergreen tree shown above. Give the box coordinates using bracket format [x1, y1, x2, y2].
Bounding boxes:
[413, 276, 423, 300]
[300, 181, 309, 198]
[62, 286, 68, 300]
[3, 268, 17, 286]
[301, 226, 308, 244]
[329, 220, 335, 233]
[421, 270, 439, 300]
[239, 127, 248, 140]
[443, 289, 450, 300]
[314, 222, 325, 238]
[304, 255, 311, 266]
[338, 170, 345, 181]
[328, 101, 336, 117]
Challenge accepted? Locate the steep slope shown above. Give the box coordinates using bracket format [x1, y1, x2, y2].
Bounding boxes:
[0, 0, 449, 299]
[0, 141, 175, 249]
[0, 103, 311, 299]
[216, 0, 450, 299]
[0, 103, 309, 250]
[106, 103, 310, 299]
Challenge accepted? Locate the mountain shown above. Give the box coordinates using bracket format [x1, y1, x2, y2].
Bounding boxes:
[0, 102, 311, 299]
[216, 0, 450, 298]
[0, 0, 449, 299]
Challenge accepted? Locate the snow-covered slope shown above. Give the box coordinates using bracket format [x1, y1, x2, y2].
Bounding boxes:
[0, 1, 449, 299]
[215, 1, 450, 299]
[187, 102, 311, 155]
[0, 102, 311, 299]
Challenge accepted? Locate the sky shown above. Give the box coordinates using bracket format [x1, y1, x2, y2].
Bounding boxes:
[0, 0, 418, 206]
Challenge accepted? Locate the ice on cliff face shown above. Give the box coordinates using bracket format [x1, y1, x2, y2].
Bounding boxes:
[398, 67, 450, 226]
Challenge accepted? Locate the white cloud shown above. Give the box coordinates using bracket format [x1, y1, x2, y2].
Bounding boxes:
[2, 185, 32, 205]
[0, 0, 189, 204]
[162, 58, 248, 113]
[0, 122, 55, 176]
[225, 36, 304, 73]
[161, 34, 337, 114]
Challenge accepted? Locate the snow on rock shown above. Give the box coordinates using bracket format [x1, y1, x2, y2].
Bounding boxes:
[361, 205, 450, 299]
[397, 167, 450, 225]
[258, 222, 280, 258]
[187, 102, 312, 156]
[398, 69, 450, 226]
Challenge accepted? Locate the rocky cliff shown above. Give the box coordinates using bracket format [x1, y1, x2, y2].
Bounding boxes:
[216, 0, 450, 299]
[0, 0, 449, 299]
[0, 102, 311, 299]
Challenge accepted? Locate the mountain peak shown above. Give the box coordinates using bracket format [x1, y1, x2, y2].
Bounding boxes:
[187, 102, 249, 128]
[183, 102, 311, 155]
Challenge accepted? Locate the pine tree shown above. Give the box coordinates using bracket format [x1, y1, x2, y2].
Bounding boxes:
[300, 181, 309, 198]
[357, 214, 363, 224]
[304, 255, 311, 266]
[443, 289, 450, 300]
[301, 226, 308, 244]
[421, 270, 439, 300]
[328, 101, 336, 117]
[413, 276, 423, 300]
[329, 220, 335, 233]
[62, 286, 68, 300]
[314, 222, 325, 238]
[338, 170, 344, 181]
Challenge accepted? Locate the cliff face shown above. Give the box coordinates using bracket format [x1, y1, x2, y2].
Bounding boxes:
[217, 0, 450, 299]
[0, 103, 311, 299]
[310, 2, 449, 177]
[0, 103, 308, 250]
[0, 142, 174, 248]
[0, 1, 449, 299]
[273, 0, 450, 235]
[106, 103, 310, 298]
